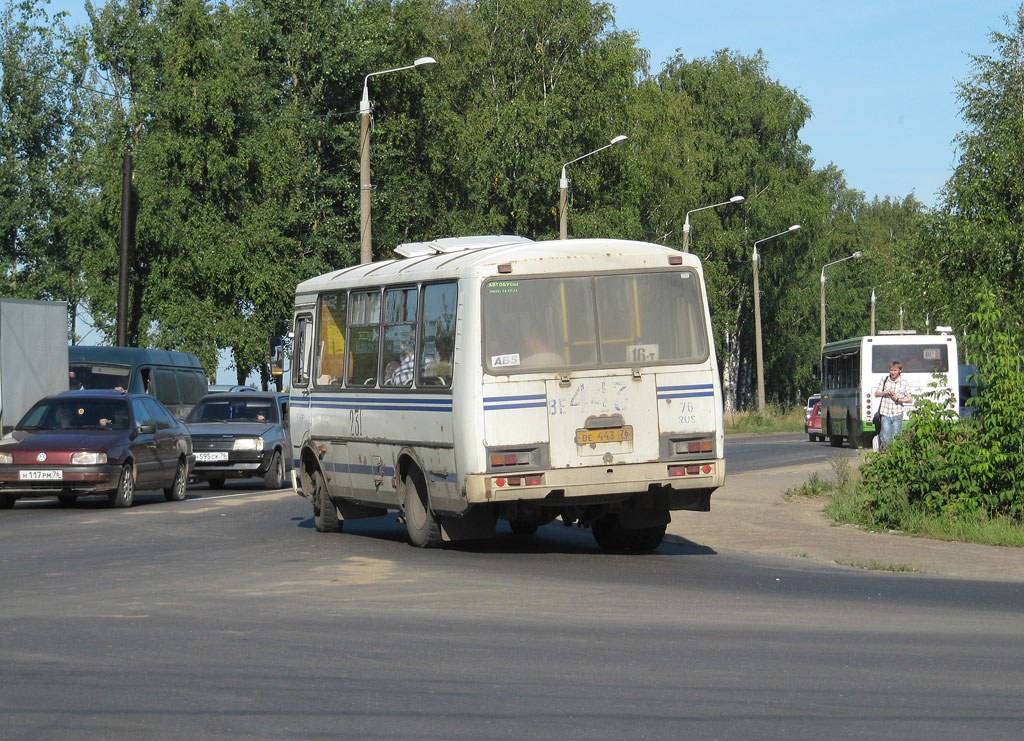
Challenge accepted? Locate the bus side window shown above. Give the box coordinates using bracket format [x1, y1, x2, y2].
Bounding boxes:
[419, 282, 457, 388]
[382, 286, 418, 388]
[316, 294, 346, 387]
[348, 291, 381, 388]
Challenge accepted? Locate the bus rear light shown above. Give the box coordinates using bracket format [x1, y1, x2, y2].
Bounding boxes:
[525, 474, 542, 486]
[668, 464, 707, 477]
[494, 474, 543, 488]
[673, 438, 714, 456]
[495, 477, 506, 487]
[508, 477, 521, 486]
[489, 451, 532, 467]
[669, 465, 686, 477]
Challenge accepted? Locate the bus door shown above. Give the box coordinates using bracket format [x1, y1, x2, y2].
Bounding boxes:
[288, 312, 313, 480]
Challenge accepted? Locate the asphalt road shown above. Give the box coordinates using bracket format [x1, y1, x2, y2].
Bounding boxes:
[2, 439, 1023, 740]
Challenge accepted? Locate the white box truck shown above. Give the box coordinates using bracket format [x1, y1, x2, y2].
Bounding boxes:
[0, 298, 69, 433]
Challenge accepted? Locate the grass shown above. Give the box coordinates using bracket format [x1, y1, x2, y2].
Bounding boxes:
[834, 558, 921, 573]
[788, 454, 1024, 548]
[725, 405, 805, 434]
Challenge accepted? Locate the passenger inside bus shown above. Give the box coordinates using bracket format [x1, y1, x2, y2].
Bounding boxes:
[520, 332, 563, 368]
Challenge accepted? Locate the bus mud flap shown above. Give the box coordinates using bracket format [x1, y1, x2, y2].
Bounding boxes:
[439, 507, 497, 542]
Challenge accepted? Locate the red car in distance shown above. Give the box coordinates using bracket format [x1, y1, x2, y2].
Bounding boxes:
[807, 401, 824, 443]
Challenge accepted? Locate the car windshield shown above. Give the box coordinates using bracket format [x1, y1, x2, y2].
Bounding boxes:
[187, 398, 279, 424]
[69, 362, 131, 391]
[18, 399, 131, 431]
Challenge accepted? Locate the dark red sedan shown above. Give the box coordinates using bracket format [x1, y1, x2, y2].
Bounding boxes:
[0, 390, 194, 509]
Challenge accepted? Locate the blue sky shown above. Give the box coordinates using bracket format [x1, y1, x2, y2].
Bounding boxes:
[614, 0, 1016, 208]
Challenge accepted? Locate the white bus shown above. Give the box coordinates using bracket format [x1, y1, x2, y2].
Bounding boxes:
[820, 331, 960, 448]
[288, 235, 725, 551]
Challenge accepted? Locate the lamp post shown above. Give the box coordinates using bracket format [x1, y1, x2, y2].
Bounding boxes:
[559, 135, 627, 240]
[681, 195, 745, 252]
[753, 224, 801, 417]
[359, 56, 437, 264]
[819, 250, 862, 349]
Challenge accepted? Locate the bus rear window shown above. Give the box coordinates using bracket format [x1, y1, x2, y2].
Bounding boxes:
[870, 344, 949, 374]
[483, 271, 708, 372]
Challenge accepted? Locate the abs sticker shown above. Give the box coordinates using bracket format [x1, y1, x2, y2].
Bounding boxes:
[491, 353, 521, 367]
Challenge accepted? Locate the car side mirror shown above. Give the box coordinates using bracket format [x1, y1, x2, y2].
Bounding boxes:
[136, 424, 156, 435]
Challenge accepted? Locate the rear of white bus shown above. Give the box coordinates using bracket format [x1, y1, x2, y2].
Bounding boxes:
[461, 250, 724, 550]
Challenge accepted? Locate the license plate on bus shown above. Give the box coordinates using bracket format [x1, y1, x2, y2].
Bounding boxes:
[575, 426, 633, 445]
[19, 470, 62, 481]
[195, 452, 229, 463]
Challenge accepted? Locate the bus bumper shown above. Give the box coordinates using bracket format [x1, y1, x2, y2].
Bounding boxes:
[464, 459, 725, 506]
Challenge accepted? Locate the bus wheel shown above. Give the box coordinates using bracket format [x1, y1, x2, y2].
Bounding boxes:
[312, 469, 340, 533]
[405, 469, 441, 548]
[592, 515, 632, 551]
[509, 520, 539, 536]
[847, 415, 863, 449]
[826, 417, 843, 447]
[629, 524, 666, 551]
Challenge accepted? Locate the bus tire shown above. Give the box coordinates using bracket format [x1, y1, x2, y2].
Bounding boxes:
[509, 520, 539, 536]
[405, 469, 441, 548]
[847, 415, 863, 449]
[629, 524, 666, 551]
[592, 515, 632, 551]
[313, 469, 340, 533]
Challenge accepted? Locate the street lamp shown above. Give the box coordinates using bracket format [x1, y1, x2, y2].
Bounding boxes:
[559, 135, 628, 240]
[753, 224, 801, 417]
[819, 250, 862, 349]
[681, 195, 745, 252]
[359, 56, 438, 264]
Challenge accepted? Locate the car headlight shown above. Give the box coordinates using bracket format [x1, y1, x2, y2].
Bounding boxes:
[0, 452, 12, 464]
[71, 452, 108, 465]
[233, 437, 263, 452]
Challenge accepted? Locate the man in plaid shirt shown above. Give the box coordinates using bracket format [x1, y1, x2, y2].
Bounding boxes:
[874, 360, 912, 449]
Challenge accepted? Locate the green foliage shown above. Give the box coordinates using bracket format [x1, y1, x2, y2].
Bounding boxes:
[857, 290, 1024, 529]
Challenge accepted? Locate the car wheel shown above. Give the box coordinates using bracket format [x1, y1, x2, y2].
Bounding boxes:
[263, 450, 284, 490]
[58, 493, 77, 506]
[629, 524, 667, 551]
[592, 514, 632, 551]
[207, 478, 226, 490]
[405, 468, 441, 548]
[109, 465, 135, 508]
[312, 469, 340, 533]
[1, 494, 16, 509]
[164, 459, 187, 502]
[808, 433, 815, 443]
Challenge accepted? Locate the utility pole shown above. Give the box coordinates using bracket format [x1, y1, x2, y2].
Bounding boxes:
[116, 153, 133, 347]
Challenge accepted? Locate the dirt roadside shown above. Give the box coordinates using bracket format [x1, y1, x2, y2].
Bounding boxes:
[666, 458, 1024, 582]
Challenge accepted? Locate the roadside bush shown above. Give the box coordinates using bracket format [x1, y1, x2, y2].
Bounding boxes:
[858, 290, 1024, 529]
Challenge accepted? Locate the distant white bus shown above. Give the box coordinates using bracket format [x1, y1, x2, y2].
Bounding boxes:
[287, 236, 725, 551]
[820, 332, 960, 448]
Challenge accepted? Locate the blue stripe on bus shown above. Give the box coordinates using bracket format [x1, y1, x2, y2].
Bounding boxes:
[308, 396, 453, 413]
[483, 393, 547, 411]
[657, 383, 715, 400]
